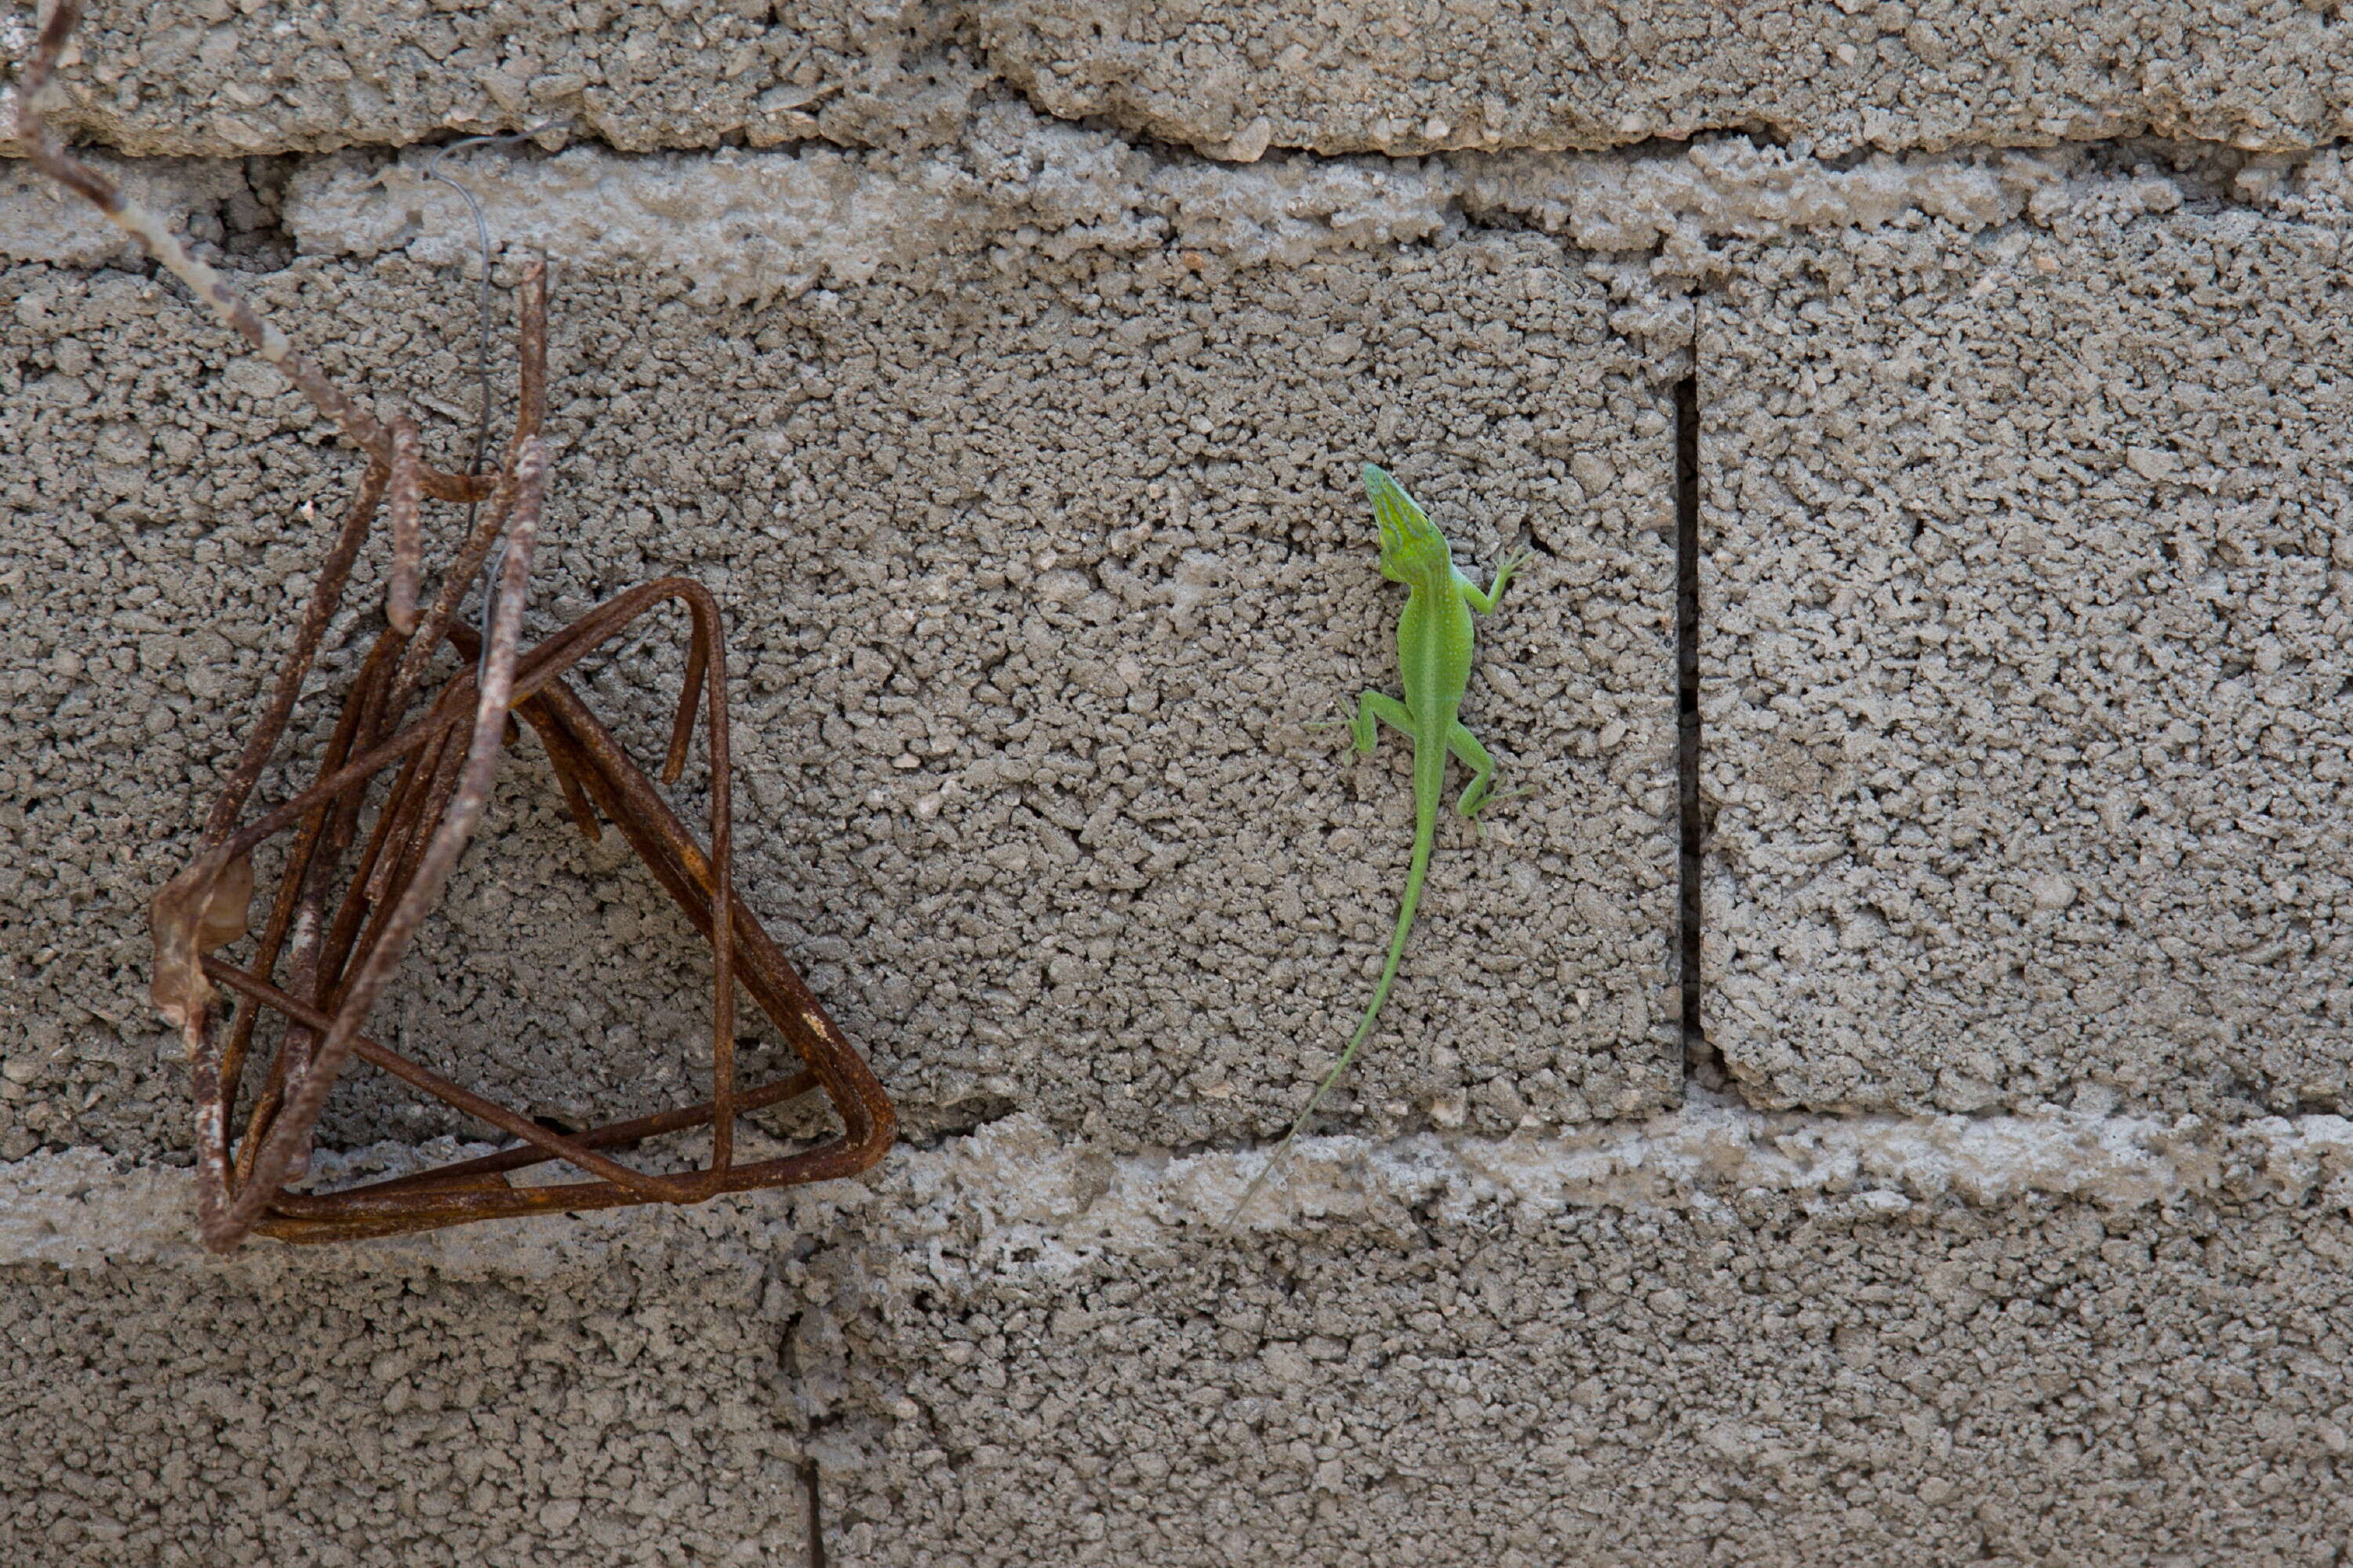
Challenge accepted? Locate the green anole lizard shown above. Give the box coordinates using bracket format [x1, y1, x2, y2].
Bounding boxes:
[1231, 463, 1531, 1223]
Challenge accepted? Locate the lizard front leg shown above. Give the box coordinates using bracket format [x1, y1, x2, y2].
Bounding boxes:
[1459, 548, 1533, 614]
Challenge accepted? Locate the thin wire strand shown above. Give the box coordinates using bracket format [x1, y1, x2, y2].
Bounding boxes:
[421, 130, 544, 486]
[418, 127, 560, 676]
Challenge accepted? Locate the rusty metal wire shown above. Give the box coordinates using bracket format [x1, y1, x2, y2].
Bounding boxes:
[20, 2, 896, 1250]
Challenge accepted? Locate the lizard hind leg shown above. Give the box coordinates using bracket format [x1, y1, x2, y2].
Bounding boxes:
[1308, 691, 1415, 755]
[1447, 720, 1533, 832]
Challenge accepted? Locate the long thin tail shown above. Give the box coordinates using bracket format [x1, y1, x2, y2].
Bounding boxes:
[1229, 820, 1434, 1224]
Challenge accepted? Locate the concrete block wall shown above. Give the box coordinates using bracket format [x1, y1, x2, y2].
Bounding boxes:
[4, 2, 2351, 1562]
[1704, 200, 2353, 1119]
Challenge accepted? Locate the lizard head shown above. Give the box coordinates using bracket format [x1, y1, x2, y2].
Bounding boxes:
[1362, 464, 1453, 587]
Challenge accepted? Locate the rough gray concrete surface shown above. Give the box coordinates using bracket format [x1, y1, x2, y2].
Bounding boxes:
[8, 2, 2353, 1563]
[1702, 157, 2353, 1120]
[9, 0, 2353, 162]
[0, 147, 247, 265]
[0, 0, 986, 157]
[804, 1111, 2353, 1568]
[2, 1253, 811, 1566]
[0, 144, 1679, 1163]
[10, 1105, 2353, 1565]
[984, 0, 2353, 162]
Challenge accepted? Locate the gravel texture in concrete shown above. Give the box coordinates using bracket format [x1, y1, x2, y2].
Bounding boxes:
[1701, 157, 2353, 1119]
[10, 0, 2353, 163]
[16, 1104, 2351, 1567]
[980, 0, 2353, 161]
[2, 1220, 809, 1566]
[805, 1121, 2353, 1566]
[9, 4, 2353, 1561]
[855, 1215, 2344, 1563]
[0, 141, 1678, 1164]
[0, 0, 984, 158]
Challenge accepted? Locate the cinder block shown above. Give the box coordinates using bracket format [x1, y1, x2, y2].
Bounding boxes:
[0, 1246, 808, 1565]
[784, 1113, 2353, 1568]
[1702, 182, 2353, 1115]
[20, 2, 2351, 166]
[0, 0, 976, 158]
[980, 1, 2353, 160]
[7, 1108, 2350, 1566]
[0, 147, 1677, 1164]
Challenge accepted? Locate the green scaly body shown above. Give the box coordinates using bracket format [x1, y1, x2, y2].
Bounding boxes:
[1231, 464, 1529, 1224]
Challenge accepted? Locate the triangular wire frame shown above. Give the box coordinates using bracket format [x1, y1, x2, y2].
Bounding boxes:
[202, 582, 895, 1246]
